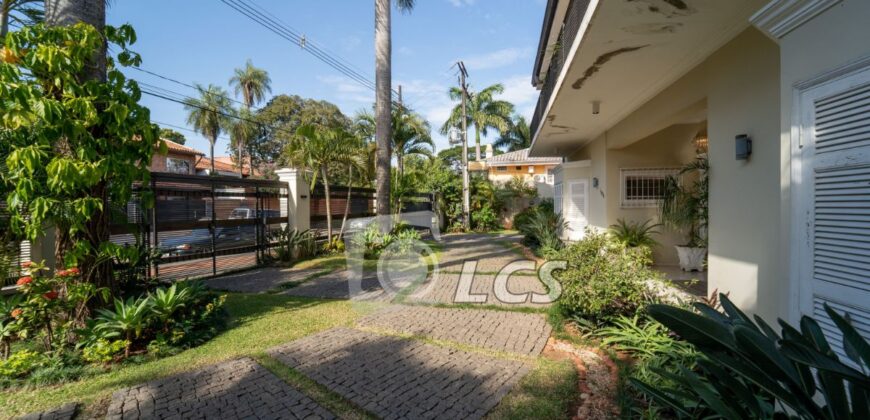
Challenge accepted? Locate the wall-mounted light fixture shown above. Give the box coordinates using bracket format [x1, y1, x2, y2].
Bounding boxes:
[592, 177, 599, 188]
[591, 101, 600, 115]
[693, 128, 708, 155]
[735, 134, 752, 160]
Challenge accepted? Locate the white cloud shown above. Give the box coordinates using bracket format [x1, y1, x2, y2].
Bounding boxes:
[499, 75, 538, 119]
[447, 0, 476, 7]
[461, 47, 533, 71]
[317, 75, 374, 106]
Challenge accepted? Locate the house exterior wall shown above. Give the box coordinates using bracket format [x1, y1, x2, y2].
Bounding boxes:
[488, 164, 558, 198]
[559, 28, 782, 320]
[150, 151, 197, 175]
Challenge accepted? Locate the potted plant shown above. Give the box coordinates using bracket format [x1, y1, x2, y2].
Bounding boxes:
[659, 157, 708, 271]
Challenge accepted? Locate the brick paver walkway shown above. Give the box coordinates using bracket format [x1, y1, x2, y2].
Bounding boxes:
[409, 272, 551, 308]
[16, 403, 77, 420]
[105, 358, 334, 420]
[268, 328, 530, 420]
[357, 306, 551, 356]
[436, 234, 529, 273]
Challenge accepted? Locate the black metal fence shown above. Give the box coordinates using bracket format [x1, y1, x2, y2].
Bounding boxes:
[110, 173, 289, 282]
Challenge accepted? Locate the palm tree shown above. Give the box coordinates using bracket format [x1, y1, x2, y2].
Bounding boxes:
[229, 60, 271, 176]
[493, 115, 531, 152]
[286, 125, 359, 242]
[440, 83, 514, 161]
[1, 0, 41, 37]
[375, 0, 415, 218]
[229, 108, 258, 177]
[184, 84, 234, 175]
[356, 108, 433, 178]
[45, 0, 107, 81]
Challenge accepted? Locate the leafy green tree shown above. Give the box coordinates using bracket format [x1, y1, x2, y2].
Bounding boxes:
[184, 84, 234, 175]
[493, 115, 531, 152]
[0, 23, 161, 292]
[229, 60, 271, 176]
[374, 0, 416, 218]
[158, 127, 186, 145]
[436, 146, 476, 172]
[285, 126, 359, 242]
[229, 108, 257, 177]
[356, 107, 433, 178]
[253, 95, 351, 168]
[441, 83, 514, 161]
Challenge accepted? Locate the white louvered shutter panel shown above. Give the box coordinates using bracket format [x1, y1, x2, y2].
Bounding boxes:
[799, 67, 870, 361]
[554, 183, 563, 215]
[566, 181, 588, 241]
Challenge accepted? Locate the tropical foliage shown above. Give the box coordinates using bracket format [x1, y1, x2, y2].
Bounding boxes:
[609, 219, 660, 249]
[554, 231, 655, 324]
[493, 115, 531, 152]
[660, 157, 708, 247]
[184, 83, 234, 174]
[0, 23, 160, 290]
[229, 59, 271, 176]
[636, 295, 870, 419]
[356, 106, 433, 178]
[440, 83, 514, 161]
[158, 127, 187, 145]
[515, 199, 565, 254]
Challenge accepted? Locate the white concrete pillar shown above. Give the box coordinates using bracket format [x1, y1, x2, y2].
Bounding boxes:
[275, 168, 310, 231]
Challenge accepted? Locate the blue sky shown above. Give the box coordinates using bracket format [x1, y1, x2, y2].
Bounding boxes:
[107, 0, 545, 156]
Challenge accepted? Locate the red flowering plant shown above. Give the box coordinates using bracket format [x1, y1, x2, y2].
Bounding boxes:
[9, 261, 108, 353]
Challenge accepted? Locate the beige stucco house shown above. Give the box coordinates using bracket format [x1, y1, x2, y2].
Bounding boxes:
[530, 0, 870, 353]
[479, 148, 563, 199]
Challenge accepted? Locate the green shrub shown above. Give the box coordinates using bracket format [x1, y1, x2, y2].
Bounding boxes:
[555, 231, 654, 324]
[595, 314, 697, 389]
[635, 295, 870, 419]
[515, 199, 565, 254]
[472, 203, 500, 232]
[82, 339, 128, 364]
[0, 350, 43, 379]
[609, 219, 660, 249]
[270, 227, 315, 262]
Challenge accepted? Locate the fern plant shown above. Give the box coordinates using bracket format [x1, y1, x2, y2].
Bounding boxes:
[609, 219, 660, 249]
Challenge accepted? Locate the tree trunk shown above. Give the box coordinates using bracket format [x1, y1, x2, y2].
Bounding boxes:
[210, 137, 216, 175]
[1, 4, 9, 38]
[338, 166, 354, 240]
[321, 166, 333, 243]
[374, 0, 392, 219]
[45, 0, 112, 293]
[45, 0, 107, 82]
[475, 125, 482, 161]
[397, 152, 404, 179]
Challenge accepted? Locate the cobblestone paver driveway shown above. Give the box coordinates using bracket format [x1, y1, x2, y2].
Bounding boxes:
[269, 328, 530, 420]
[105, 358, 334, 420]
[357, 305, 551, 355]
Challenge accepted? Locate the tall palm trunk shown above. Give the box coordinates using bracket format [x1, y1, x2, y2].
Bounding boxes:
[321, 166, 333, 242]
[475, 125, 481, 161]
[238, 141, 244, 177]
[45, 0, 112, 293]
[397, 152, 404, 179]
[338, 166, 354, 240]
[374, 0, 392, 219]
[210, 136, 216, 175]
[1, 3, 10, 38]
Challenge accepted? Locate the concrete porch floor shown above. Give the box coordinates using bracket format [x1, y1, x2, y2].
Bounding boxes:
[655, 265, 708, 297]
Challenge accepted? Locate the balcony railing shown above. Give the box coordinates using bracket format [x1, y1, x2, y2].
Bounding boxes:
[530, 0, 591, 144]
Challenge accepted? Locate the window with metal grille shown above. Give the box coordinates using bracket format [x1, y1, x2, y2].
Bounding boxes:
[167, 158, 191, 175]
[620, 168, 680, 208]
[496, 166, 507, 172]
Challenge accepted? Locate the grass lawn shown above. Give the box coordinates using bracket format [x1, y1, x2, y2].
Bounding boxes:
[487, 358, 578, 420]
[0, 293, 372, 418]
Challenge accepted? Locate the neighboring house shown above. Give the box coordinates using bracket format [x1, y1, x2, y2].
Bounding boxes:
[197, 156, 258, 178]
[150, 139, 203, 175]
[529, 0, 870, 350]
[479, 148, 562, 199]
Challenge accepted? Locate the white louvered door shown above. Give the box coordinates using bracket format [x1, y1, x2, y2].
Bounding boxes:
[796, 64, 870, 359]
[566, 180, 588, 241]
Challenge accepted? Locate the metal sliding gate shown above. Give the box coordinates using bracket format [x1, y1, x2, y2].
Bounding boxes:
[112, 173, 289, 282]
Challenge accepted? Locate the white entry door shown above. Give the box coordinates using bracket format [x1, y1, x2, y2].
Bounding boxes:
[565, 180, 589, 241]
[795, 61, 870, 359]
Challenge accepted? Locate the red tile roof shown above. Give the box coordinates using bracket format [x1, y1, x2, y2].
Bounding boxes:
[161, 139, 204, 156]
[196, 156, 258, 176]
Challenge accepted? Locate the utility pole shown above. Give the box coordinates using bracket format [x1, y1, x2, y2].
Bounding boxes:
[458, 61, 471, 231]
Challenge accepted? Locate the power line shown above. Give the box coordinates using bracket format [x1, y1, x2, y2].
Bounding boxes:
[219, 0, 401, 103]
[131, 67, 253, 110]
[153, 120, 231, 142]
